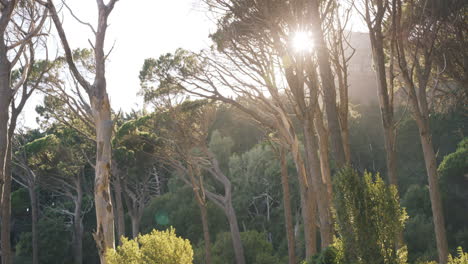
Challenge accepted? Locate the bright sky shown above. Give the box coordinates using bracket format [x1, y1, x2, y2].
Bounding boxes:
[21, 0, 214, 128]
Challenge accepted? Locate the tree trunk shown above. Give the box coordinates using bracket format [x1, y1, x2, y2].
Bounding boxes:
[112, 167, 125, 243]
[0, 44, 11, 264]
[309, 0, 346, 167]
[280, 148, 297, 264]
[417, 121, 448, 264]
[286, 137, 317, 257]
[225, 202, 245, 264]
[198, 202, 212, 264]
[28, 186, 39, 264]
[369, 36, 398, 187]
[189, 161, 212, 264]
[92, 96, 115, 262]
[130, 213, 141, 239]
[302, 120, 333, 248]
[73, 176, 84, 264]
[1, 140, 12, 264]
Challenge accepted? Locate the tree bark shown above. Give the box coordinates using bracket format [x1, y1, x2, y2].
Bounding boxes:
[28, 187, 39, 264]
[280, 148, 297, 264]
[198, 202, 212, 264]
[0, 36, 12, 264]
[302, 119, 333, 248]
[92, 98, 115, 261]
[225, 202, 245, 264]
[0, 136, 12, 264]
[417, 120, 448, 264]
[130, 214, 140, 239]
[111, 166, 125, 243]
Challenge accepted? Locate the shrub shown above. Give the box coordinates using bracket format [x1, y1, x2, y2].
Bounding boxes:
[333, 168, 408, 264]
[106, 227, 193, 264]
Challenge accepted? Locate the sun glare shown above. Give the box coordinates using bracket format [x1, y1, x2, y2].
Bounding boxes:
[292, 31, 313, 53]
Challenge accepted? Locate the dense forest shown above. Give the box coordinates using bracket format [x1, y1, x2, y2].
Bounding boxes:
[0, 0, 466, 264]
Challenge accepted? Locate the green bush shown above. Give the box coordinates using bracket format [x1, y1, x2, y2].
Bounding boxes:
[333, 168, 408, 264]
[106, 227, 193, 264]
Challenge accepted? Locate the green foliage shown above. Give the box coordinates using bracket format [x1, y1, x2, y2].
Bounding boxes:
[416, 247, 468, 264]
[438, 138, 468, 250]
[209, 231, 282, 264]
[106, 227, 193, 264]
[333, 168, 408, 264]
[16, 211, 72, 264]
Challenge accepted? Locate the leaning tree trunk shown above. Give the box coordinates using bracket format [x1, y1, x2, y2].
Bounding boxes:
[417, 119, 448, 264]
[92, 95, 115, 261]
[275, 110, 318, 257]
[225, 201, 245, 264]
[189, 163, 212, 264]
[28, 186, 39, 264]
[280, 148, 297, 264]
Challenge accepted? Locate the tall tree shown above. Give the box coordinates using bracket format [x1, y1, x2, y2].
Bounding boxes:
[391, 0, 462, 262]
[0, 1, 48, 260]
[46, 1, 120, 261]
[357, 0, 399, 187]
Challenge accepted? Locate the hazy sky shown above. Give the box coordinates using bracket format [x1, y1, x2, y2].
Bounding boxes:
[21, 0, 214, 128]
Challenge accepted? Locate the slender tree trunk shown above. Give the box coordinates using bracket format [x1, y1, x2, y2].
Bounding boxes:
[198, 202, 212, 264]
[92, 96, 115, 262]
[225, 201, 245, 264]
[112, 166, 125, 243]
[130, 214, 140, 239]
[1, 140, 12, 264]
[370, 36, 398, 187]
[417, 120, 448, 264]
[73, 176, 84, 264]
[309, 0, 346, 167]
[187, 161, 212, 264]
[0, 45, 12, 264]
[28, 187, 39, 264]
[280, 148, 297, 264]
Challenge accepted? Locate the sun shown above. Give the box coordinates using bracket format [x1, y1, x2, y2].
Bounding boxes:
[292, 31, 313, 53]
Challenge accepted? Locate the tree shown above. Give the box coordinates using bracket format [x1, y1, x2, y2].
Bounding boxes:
[113, 116, 162, 239]
[391, 0, 458, 261]
[356, 0, 399, 187]
[46, 1, 120, 261]
[17, 127, 94, 264]
[0, 2, 48, 261]
[333, 168, 407, 264]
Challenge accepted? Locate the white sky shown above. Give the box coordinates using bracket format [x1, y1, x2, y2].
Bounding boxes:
[19, 0, 367, 129]
[21, 0, 214, 128]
